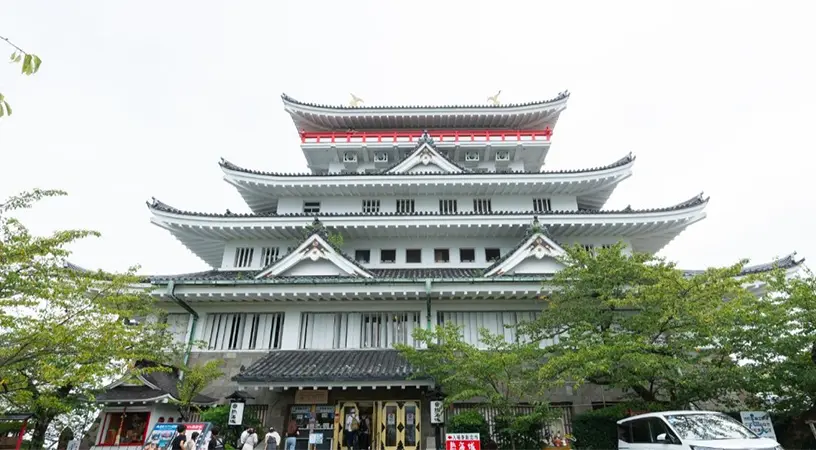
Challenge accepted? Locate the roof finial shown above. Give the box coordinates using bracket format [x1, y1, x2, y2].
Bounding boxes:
[311, 216, 323, 229]
[349, 93, 364, 107]
[417, 129, 434, 146]
[487, 90, 502, 105]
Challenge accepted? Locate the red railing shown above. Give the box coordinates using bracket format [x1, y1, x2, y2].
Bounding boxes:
[299, 128, 553, 144]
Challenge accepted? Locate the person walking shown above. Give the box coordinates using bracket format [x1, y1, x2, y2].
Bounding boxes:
[264, 427, 280, 450]
[284, 420, 299, 450]
[241, 428, 259, 450]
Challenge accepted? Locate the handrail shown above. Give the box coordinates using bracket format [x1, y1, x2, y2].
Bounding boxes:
[299, 128, 553, 143]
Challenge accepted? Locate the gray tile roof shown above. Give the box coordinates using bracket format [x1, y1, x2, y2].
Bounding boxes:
[281, 91, 570, 111]
[97, 360, 216, 404]
[220, 153, 635, 178]
[146, 192, 708, 219]
[233, 349, 425, 383]
[95, 386, 169, 402]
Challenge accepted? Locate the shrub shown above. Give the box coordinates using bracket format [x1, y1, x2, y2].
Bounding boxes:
[446, 410, 491, 447]
[571, 405, 631, 450]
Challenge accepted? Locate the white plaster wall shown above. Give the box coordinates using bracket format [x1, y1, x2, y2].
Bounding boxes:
[282, 259, 346, 276]
[218, 237, 634, 270]
[511, 257, 564, 274]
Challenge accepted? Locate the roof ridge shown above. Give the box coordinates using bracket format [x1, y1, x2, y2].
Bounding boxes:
[281, 91, 570, 110]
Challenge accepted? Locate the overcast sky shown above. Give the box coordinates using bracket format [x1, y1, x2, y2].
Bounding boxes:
[2, 0, 814, 275]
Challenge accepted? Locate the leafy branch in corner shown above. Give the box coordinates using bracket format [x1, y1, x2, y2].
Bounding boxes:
[0, 34, 43, 118]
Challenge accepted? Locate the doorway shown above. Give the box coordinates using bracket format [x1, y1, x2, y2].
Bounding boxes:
[377, 401, 420, 450]
[333, 402, 376, 450]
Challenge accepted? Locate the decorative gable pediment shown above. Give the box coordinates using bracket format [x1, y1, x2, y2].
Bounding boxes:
[256, 232, 373, 279]
[386, 132, 466, 174]
[484, 229, 566, 277]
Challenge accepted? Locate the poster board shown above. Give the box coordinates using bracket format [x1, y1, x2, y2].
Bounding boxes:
[143, 422, 213, 450]
[739, 411, 777, 440]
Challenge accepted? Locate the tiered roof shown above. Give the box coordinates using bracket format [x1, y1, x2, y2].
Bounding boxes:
[281, 91, 570, 131]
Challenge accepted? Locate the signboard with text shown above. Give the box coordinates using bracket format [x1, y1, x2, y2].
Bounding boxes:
[446, 433, 480, 450]
[740, 411, 777, 440]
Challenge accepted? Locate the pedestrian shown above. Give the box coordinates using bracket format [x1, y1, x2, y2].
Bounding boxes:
[284, 420, 299, 450]
[264, 427, 280, 450]
[208, 429, 225, 450]
[186, 432, 200, 450]
[171, 425, 187, 450]
[241, 428, 259, 450]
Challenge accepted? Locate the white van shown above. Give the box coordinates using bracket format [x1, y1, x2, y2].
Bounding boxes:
[617, 410, 782, 450]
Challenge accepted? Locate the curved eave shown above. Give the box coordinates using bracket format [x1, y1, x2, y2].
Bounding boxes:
[221, 156, 635, 214]
[148, 195, 708, 266]
[281, 92, 570, 132]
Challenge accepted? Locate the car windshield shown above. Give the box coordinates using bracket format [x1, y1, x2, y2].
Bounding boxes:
[664, 414, 758, 441]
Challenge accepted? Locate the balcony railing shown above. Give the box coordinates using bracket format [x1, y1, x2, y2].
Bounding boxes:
[300, 128, 553, 144]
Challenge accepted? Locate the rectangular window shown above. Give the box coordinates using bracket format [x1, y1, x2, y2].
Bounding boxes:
[98, 411, 151, 446]
[459, 248, 476, 263]
[406, 249, 422, 263]
[533, 198, 552, 213]
[362, 199, 381, 213]
[299, 312, 421, 349]
[437, 311, 548, 348]
[396, 199, 415, 213]
[485, 248, 501, 262]
[473, 198, 492, 214]
[434, 249, 450, 263]
[381, 249, 396, 263]
[439, 199, 458, 214]
[162, 313, 190, 345]
[582, 244, 595, 253]
[203, 313, 284, 350]
[303, 201, 321, 214]
[355, 249, 371, 263]
[234, 247, 254, 268]
[260, 247, 280, 266]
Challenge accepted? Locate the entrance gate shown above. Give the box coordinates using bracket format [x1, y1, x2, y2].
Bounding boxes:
[333, 401, 420, 450]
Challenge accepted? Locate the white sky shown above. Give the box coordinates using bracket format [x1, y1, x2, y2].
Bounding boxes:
[2, 0, 814, 275]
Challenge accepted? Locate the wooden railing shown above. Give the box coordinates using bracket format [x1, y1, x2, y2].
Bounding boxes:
[300, 128, 553, 144]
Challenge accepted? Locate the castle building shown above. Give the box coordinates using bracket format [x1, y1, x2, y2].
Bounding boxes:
[92, 92, 803, 450]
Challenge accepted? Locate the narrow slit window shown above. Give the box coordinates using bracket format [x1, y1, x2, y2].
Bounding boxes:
[533, 198, 552, 213]
[473, 198, 492, 214]
[234, 247, 255, 268]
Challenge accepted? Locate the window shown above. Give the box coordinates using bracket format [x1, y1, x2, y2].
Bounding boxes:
[485, 248, 501, 262]
[161, 313, 190, 344]
[381, 249, 396, 263]
[459, 248, 476, 263]
[343, 152, 357, 162]
[465, 151, 480, 161]
[396, 199, 415, 213]
[203, 313, 284, 350]
[664, 413, 757, 441]
[99, 411, 150, 446]
[434, 249, 450, 263]
[375, 152, 389, 162]
[299, 312, 420, 349]
[406, 249, 422, 263]
[533, 198, 552, 212]
[260, 247, 280, 266]
[473, 198, 492, 213]
[437, 311, 545, 348]
[355, 249, 371, 263]
[234, 247, 254, 268]
[582, 244, 595, 253]
[439, 199, 458, 214]
[362, 200, 380, 213]
[496, 150, 510, 161]
[303, 201, 321, 214]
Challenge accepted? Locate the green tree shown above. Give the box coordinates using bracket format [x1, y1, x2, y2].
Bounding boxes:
[174, 360, 224, 420]
[525, 243, 771, 408]
[0, 35, 43, 117]
[396, 323, 558, 450]
[0, 190, 178, 450]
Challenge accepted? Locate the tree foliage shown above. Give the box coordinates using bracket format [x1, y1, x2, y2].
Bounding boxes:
[174, 360, 224, 420]
[396, 323, 559, 449]
[0, 190, 179, 450]
[0, 35, 42, 117]
[524, 243, 773, 408]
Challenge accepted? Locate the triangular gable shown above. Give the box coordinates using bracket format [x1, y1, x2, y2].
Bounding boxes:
[386, 132, 466, 174]
[256, 233, 374, 279]
[484, 231, 566, 277]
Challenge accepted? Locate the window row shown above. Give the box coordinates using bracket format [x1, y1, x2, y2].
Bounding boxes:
[234, 246, 287, 268]
[353, 247, 502, 264]
[438, 311, 544, 349]
[339, 150, 514, 164]
[202, 313, 284, 350]
[299, 311, 421, 349]
[300, 198, 554, 214]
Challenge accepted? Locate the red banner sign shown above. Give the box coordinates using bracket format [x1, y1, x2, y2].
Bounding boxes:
[446, 433, 480, 450]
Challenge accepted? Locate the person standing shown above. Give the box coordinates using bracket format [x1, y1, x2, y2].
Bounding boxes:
[264, 427, 280, 450]
[241, 428, 259, 450]
[207, 429, 225, 450]
[344, 409, 359, 450]
[171, 425, 187, 450]
[186, 432, 200, 450]
[284, 420, 299, 450]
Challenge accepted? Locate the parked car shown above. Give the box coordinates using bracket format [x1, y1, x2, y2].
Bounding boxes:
[617, 410, 782, 450]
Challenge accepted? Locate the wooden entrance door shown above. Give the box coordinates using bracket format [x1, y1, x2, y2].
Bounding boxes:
[333, 402, 359, 450]
[377, 401, 421, 450]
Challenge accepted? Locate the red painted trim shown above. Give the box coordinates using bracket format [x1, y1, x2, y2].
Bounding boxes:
[13, 419, 27, 450]
[299, 128, 553, 144]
